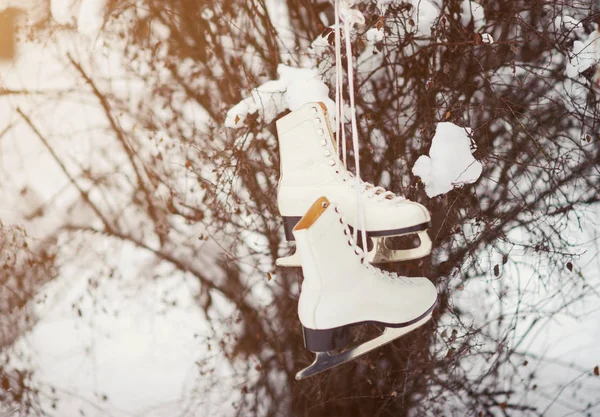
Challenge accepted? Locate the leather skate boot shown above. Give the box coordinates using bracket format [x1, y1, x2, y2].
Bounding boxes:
[276, 102, 432, 267]
[292, 196, 438, 379]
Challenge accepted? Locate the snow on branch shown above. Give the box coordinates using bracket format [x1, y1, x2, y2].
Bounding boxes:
[225, 64, 335, 129]
[412, 122, 483, 198]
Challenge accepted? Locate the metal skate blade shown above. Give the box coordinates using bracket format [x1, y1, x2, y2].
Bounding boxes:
[275, 251, 301, 268]
[369, 230, 433, 263]
[295, 313, 433, 380]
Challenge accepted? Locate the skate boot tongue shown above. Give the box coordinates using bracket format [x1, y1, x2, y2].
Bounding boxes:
[293, 196, 330, 231]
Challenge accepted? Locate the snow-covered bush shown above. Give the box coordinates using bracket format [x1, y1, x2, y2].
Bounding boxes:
[0, 0, 599, 416]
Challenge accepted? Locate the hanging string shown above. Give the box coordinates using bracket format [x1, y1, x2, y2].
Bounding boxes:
[335, 0, 368, 252]
[334, 1, 346, 167]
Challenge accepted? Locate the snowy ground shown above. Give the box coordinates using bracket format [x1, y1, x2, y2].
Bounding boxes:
[452, 204, 600, 415]
[0, 34, 236, 416]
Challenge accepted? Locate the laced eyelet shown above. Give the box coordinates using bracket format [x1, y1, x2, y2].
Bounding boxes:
[311, 107, 318, 113]
[324, 150, 331, 157]
[317, 129, 325, 135]
[320, 139, 327, 146]
[315, 118, 322, 124]
[328, 160, 336, 166]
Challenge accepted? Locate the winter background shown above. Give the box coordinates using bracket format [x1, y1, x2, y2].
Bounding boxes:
[0, 0, 599, 416]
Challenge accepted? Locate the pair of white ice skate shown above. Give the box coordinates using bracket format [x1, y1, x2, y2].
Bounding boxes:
[275, 103, 438, 379]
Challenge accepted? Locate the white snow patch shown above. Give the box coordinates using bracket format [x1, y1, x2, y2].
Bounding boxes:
[555, 15, 583, 34]
[265, 0, 298, 62]
[51, 0, 75, 24]
[410, 0, 438, 37]
[77, 0, 107, 38]
[371, 0, 439, 38]
[309, 29, 332, 57]
[460, 0, 486, 32]
[339, 0, 365, 27]
[357, 29, 385, 75]
[17, 251, 218, 416]
[565, 29, 600, 79]
[412, 122, 482, 198]
[366, 27, 384, 43]
[375, 0, 394, 14]
[201, 7, 214, 20]
[225, 64, 335, 129]
[481, 33, 494, 44]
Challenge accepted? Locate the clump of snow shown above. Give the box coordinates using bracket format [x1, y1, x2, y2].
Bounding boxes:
[339, 0, 366, 27]
[410, 0, 438, 37]
[565, 28, 600, 80]
[460, 0, 486, 32]
[481, 33, 494, 44]
[375, 0, 394, 13]
[564, 77, 589, 112]
[51, 0, 75, 24]
[371, 0, 439, 38]
[265, 0, 296, 63]
[225, 64, 335, 129]
[555, 15, 583, 34]
[412, 122, 483, 198]
[366, 27, 384, 43]
[77, 0, 108, 38]
[201, 8, 214, 20]
[309, 28, 333, 59]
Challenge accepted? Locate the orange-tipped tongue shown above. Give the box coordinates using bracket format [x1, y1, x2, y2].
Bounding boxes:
[294, 196, 330, 231]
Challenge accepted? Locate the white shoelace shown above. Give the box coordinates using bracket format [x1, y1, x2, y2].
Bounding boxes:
[334, 0, 346, 167]
[334, 0, 368, 249]
[326, 153, 407, 203]
[331, 3, 414, 286]
[343, 170, 407, 202]
[335, 206, 412, 284]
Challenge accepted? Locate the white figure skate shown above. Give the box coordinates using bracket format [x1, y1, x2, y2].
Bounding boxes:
[292, 196, 438, 379]
[276, 102, 432, 268]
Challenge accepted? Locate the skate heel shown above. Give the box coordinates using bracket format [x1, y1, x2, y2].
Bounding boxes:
[302, 326, 350, 352]
[282, 216, 301, 241]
